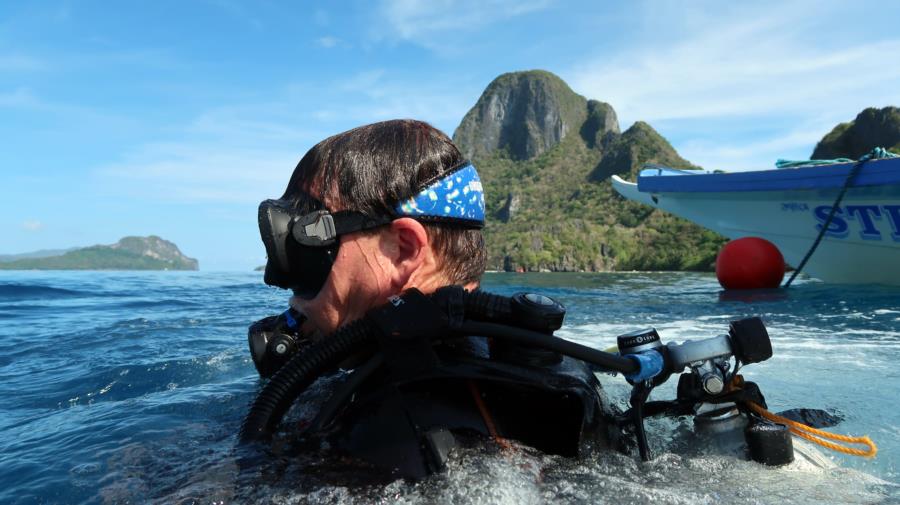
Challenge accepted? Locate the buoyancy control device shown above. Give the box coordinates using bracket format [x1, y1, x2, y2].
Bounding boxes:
[240, 286, 865, 480]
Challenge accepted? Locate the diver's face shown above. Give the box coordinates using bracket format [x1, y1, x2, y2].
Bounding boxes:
[289, 229, 395, 338]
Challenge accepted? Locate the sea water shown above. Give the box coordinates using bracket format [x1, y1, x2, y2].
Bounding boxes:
[0, 271, 897, 504]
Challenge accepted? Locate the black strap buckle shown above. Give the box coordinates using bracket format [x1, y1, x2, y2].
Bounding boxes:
[293, 211, 337, 246]
[292, 210, 393, 247]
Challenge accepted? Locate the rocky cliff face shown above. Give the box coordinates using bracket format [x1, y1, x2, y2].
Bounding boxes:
[812, 107, 900, 159]
[454, 70, 681, 178]
[453, 70, 600, 161]
[589, 121, 696, 181]
[454, 70, 724, 273]
[112, 236, 199, 270]
[580, 100, 620, 150]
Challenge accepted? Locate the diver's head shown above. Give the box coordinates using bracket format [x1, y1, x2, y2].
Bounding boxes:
[259, 119, 487, 335]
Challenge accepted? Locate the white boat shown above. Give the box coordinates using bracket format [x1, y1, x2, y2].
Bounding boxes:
[611, 157, 900, 285]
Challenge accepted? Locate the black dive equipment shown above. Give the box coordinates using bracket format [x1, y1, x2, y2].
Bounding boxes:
[242, 286, 803, 479]
[615, 317, 781, 463]
[248, 307, 310, 378]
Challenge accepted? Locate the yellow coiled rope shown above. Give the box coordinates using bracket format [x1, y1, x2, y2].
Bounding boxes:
[731, 376, 878, 458]
[743, 401, 877, 458]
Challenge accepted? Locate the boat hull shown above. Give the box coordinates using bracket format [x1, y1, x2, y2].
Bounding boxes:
[611, 171, 900, 285]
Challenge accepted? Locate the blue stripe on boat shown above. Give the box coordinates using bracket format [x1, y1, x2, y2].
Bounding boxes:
[637, 157, 900, 193]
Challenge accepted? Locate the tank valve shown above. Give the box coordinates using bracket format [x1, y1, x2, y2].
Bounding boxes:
[694, 359, 726, 395]
[702, 372, 725, 395]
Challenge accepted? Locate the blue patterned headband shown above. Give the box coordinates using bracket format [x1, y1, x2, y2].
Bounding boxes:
[394, 161, 485, 228]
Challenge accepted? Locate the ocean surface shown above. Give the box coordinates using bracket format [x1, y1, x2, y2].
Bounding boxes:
[1, 271, 898, 504]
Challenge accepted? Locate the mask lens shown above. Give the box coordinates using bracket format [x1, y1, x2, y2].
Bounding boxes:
[285, 237, 338, 298]
[259, 195, 339, 296]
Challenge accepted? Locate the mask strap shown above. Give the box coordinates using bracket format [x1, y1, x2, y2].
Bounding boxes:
[333, 211, 393, 235]
[292, 210, 393, 246]
[394, 160, 485, 228]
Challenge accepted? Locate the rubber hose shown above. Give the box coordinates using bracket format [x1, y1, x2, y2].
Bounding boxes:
[632, 384, 653, 462]
[457, 320, 638, 373]
[238, 288, 490, 443]
[463, 289, 513, 322]
[238, 317, 378, 442]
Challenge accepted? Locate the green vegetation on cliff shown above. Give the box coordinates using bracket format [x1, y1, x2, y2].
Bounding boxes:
[0, 236, 199, 270]
[812, 106, 900, 159]
[474, 130, 723, 272]
[454, 70, 724, 272]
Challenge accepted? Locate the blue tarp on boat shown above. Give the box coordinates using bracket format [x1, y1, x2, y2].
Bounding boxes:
[637, 157, 900, 193]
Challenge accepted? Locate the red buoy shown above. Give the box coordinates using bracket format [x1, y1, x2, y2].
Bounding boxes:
[716, 237, 785, 290]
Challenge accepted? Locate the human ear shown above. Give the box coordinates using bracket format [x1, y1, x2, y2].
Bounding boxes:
[387, 218, 428, 291]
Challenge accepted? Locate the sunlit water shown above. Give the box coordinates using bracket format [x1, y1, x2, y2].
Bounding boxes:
[0, 271, 897, 504]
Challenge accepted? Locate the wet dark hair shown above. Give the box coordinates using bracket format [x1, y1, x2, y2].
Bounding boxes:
[281, 119, 487, 285]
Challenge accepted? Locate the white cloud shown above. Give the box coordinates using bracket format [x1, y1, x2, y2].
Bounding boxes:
[76, 48, 184, 70]
[0, 53, 45, 72]
[347, 92, 470, 129]
[302, 70, 477, 133]
[205, 0, 264, 30]
[677, 122, 829, 172]
[97, 142, 299, 204]
[186, 105, 319, 143]
[0, 87, 41, 108]
[22, 220, 43, 231]
[567, 4, 900, 126]
[565, 2, 900, 170]
[93, 67, 477, 204]
[316, 36, 341, 49]
[92, 101, 320, 204]
[377, 0, 552, 48]
[315, 78, 475, 134]
[339, 69, 387, 93]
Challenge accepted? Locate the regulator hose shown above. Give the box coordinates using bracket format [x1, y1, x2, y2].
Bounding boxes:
[457, 320, 638, 373]
[239, 317, 378, 442]
[462, 289, 513, 322]
[239, 287, 500, 444]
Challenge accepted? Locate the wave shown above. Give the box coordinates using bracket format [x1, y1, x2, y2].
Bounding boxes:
[118, 299, 203, 309]
[0, 283, 87, 300]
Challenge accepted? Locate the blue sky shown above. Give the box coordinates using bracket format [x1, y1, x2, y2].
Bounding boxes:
[2, 0, 899, 270]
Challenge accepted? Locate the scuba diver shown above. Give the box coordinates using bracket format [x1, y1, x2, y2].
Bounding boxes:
[241, 119, 874, 480]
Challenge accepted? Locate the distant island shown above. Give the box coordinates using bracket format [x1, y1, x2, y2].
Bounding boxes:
[451, 70, 900, 273]
[0, 236, 198, 271]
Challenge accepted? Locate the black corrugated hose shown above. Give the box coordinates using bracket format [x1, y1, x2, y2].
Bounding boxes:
[238, 317, 378, 442]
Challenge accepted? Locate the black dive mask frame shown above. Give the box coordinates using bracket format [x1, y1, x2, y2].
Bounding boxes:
[258, 196, 393, 296]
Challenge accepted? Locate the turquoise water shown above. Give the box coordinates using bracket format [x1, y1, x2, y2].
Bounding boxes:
[0, 271, 897, 504]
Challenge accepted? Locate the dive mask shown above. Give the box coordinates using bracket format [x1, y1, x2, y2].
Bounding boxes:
[258, 195, 392, 296]
[259, 160, 486, 297]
